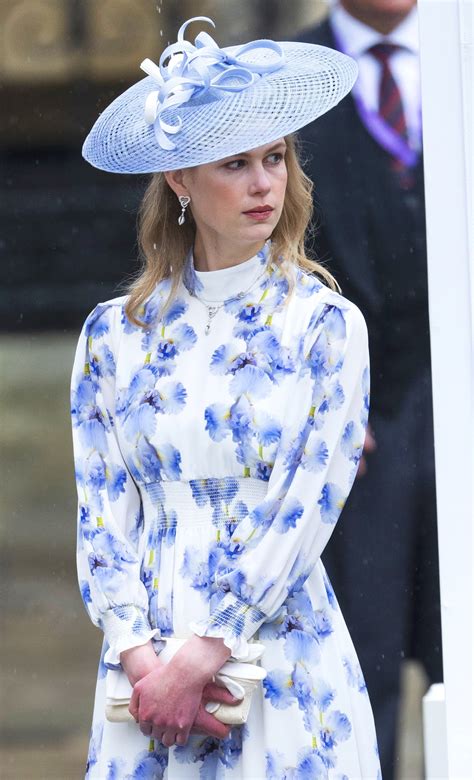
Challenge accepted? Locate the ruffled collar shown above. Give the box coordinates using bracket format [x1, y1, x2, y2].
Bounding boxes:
[182, 240, 272, 302]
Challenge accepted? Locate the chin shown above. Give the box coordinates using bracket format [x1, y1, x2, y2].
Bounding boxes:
[248, 221, 276, 237]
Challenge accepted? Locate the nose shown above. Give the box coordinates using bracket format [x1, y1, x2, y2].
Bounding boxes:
[248, 162, 271, 195]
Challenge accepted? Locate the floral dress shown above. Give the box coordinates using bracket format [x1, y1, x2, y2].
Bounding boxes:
[71, 240, 382, 779]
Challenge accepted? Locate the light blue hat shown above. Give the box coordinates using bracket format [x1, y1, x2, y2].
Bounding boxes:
[82, 16, 358, 174]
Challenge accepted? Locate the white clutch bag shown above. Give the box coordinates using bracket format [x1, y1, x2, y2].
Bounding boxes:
[105, 637, 267, 726]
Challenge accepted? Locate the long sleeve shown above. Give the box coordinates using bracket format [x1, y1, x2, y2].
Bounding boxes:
[190, 300, 370, 656]
[71, 301, 158, 665]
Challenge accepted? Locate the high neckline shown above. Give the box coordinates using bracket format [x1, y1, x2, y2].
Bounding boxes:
[182, 240, 272, 302]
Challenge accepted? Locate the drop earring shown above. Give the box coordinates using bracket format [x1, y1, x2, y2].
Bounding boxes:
[178, 195, 191, 225]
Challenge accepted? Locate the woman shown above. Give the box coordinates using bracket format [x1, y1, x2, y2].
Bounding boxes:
[71, 16, 382, 779]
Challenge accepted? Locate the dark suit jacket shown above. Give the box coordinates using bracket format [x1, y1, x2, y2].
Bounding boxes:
[296, 17, 431, 416]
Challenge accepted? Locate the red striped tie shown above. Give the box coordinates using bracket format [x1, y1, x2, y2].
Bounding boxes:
[368, 42, 414, 187]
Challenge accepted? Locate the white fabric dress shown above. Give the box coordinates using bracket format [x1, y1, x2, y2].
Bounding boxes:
[71, 240, 382, 779]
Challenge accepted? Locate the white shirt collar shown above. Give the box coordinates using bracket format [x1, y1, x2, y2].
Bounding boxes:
[330, 2, 420, 57]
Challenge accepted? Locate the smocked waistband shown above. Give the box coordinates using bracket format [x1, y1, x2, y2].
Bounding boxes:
[141, 476, 269, 528]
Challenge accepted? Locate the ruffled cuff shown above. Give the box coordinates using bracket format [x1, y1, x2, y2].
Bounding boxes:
[189, 593, 267, 661]
[100, 605, 160, 667]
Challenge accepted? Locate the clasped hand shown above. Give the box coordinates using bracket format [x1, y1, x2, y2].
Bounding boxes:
[129, 664, 238, 746]
[121, 635, 237, 747]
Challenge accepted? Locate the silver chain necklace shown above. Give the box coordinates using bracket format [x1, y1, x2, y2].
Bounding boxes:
[191, 264, 269, 335]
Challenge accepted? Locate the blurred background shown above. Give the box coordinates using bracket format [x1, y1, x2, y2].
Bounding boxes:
[1, 1, 430, 777]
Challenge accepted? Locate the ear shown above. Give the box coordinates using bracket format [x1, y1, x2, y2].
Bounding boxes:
[164, 169, 190, 199]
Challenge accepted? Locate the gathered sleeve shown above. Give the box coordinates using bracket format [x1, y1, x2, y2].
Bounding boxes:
[190, 300, 370, 657]
[71, 302, 159, 666]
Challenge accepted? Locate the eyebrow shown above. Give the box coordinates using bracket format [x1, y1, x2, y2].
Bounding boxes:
[228, 141, 287, 159]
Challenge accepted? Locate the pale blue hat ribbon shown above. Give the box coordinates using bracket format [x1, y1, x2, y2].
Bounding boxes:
[140, 16, 286, 151]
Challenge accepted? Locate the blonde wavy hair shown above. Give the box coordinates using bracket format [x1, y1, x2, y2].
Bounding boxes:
[125, 134, 339, 327]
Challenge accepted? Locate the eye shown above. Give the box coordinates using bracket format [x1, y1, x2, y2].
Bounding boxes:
[266, 152, 284, 164]
[225, 158, 246, 170]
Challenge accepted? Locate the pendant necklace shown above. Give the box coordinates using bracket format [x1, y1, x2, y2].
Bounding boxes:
[192, 264, 269, 335]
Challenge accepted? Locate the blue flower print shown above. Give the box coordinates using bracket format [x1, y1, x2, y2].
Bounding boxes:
[126, 742, 168, 779]
[174, 727, 244, 775]
[313, 678, 336, 712]
[84, 303, 113, 340]
[295, 747, 329, 779]
[88, 342, 116, 380]
[312, 378, 346, 425]
[304, 305, 346, 381]
[318, 482, 347, 524]
[147, 317, 197, 372]
[121, 276, 172, 330]
[77, 504, 95, 544]
[217, 568, 276, 609]
[106, 461, 127, 502]
[161, 299, 188, 327]
[75, 452, 126, 515]
[273, 495, 304, 534]
[105, 757, 125, 780]
[284, 629, 321, 665]
[117, 365, 187, 440]
[131, 437, 182, 482]
[314, 608, 334, 640]
[80, 579, 92, 605]
[85, 722, 103, 778]
[230, 363, 273, 399]
[295, 270, 323, 300]
[128, 505, 145, 547]
[262, 669, 294, 710]
[301, 437, 329, 472]
[264, 588, 334, 643]
[265, 746, 331, 779]
[343, 655, 368, 694]
[228, 395, 254, 443]
[87, 531, 136, 589]
[209, 343, 238, 375]
[71, 377, 110, 454]
[323, 570, 338, 610]
[148, 582, 173, 635]
[291, 663, 319, 734]
[204, 403, 230, 442]
[253, 410, 282, 446]
[190, 477, 250, 529]
[265, 748, 287, 779]
[361, 365, 370, 426]
[319, 710, 352, 750]
[209, 329, 293, 398]
[291, 663, 317, 712]
[341, 420, 363, 463]
[236, 300, 264, 324]
[180, 544, 223, 593]
[206, 394, 281, 480]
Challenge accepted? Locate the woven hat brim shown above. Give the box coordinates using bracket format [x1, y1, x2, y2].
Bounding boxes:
[82, 42, 358, 173]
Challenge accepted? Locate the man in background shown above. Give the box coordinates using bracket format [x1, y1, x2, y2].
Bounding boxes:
[297, 2, 443, 778]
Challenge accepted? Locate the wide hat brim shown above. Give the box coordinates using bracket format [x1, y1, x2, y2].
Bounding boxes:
[82, 41, 357, 174]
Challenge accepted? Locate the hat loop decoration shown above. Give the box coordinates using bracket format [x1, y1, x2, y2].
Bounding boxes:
[140, 16, 286, 151]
